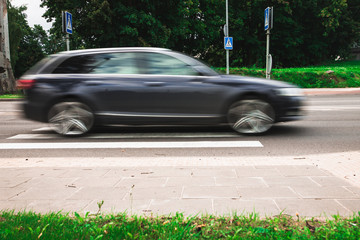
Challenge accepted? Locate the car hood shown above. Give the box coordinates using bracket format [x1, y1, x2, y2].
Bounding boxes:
[219, 75, 298, 88]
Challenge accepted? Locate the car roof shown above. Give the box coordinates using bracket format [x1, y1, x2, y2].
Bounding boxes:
[55, 47, 171, 56]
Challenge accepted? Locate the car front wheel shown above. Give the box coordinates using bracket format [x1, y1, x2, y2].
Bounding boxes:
[227, 99, 275, 134]
[48, 101, 94, 136]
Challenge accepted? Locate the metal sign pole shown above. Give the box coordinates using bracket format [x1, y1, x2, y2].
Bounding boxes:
[265, 7, 273, 79]
[66, 33, 70, 51]
[266, 30, 270, 79]
[226, 0, 229, 75]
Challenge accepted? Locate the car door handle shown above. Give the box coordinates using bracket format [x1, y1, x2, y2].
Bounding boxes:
[85, 81, 103, 86]
[190, 78, 203, 83]
[146, 82, 165, 87]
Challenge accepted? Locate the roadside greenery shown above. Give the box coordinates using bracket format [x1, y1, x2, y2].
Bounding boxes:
[216, 61, 360, 88]
[1, 211, 359, 239]
[8, 0, 360, 80]
[0, 94, 23, 99]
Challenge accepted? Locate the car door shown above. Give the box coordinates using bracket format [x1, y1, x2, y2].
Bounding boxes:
[81, 51, 227, 124]
[136, 52, 225, 119]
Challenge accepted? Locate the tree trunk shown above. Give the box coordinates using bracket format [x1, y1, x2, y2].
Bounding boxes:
[0, 0, 16, 94]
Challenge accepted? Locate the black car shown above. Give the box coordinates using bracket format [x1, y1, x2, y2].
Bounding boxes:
[17, 47, 304, 136]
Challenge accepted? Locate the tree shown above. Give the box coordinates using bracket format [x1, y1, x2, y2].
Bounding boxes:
[8, 1, 50, 78]
[40, 0, 360, 68]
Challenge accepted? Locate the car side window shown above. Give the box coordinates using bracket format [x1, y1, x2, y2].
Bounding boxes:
[91, 53, 139, 74]
[140, 53, 198, 76]
[52, 53, 139, 74]
[53, 55, 96, 74]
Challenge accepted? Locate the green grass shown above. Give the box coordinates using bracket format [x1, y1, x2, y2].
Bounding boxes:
[1, 211, 360, 239]
[0, 94, 23, 99]
[216, 60, 360, 88]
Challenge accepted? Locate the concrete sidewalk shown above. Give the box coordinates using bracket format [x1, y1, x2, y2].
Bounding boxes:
[1, 154, 359, 218]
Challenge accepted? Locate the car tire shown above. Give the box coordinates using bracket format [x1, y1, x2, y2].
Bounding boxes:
[48, 101, 94, 136]
[227, 98, 275, 134]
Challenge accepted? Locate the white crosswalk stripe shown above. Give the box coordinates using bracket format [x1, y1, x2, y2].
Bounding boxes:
[0, 141, 263, 149]
[8, 132, 241, 140]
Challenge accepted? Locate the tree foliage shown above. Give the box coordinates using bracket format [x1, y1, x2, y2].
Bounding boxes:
[7, 1, 51, 78]
[30, 0, 360, 69]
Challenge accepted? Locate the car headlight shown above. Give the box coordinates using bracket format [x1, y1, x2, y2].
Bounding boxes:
[275, 88, 304, 97]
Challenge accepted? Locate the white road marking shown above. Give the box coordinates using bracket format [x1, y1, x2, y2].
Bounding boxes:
[0, 141, 263, 149]
[8, 132, 240, 140]
[305, 106, 360, 111]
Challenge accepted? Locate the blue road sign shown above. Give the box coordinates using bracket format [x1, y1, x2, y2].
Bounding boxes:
[65, 12, 73, 34]
[264, 7, 273, 31]
[224, 37, 233, 50]
[265, 8, 269, 31]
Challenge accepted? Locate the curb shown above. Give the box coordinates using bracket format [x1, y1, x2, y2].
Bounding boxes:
[303, 88, 360, 96]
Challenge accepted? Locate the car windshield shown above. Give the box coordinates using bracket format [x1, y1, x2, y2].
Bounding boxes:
[169, 52, 219, 76]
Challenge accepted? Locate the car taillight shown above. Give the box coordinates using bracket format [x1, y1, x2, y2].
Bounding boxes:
[17, 79, 36, 89]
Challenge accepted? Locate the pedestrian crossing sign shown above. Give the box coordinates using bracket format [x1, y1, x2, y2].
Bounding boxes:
[224, 37, 233, 50]
[65, 12, 73, 34]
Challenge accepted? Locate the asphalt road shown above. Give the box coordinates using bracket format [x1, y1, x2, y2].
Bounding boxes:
[0, 93, 359, 159]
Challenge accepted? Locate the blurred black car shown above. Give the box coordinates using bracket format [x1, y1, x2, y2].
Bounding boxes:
[17, 47, 304, 136]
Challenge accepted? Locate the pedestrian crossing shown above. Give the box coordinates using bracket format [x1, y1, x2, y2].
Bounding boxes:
[4, 127, 263, 149]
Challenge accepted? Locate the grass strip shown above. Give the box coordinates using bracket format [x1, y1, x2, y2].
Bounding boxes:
[216, 60, 360, 88]
[0, 94, 23, 99]
[1, 210, 359, 239]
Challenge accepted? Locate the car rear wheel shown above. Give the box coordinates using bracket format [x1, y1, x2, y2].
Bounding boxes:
[227, 99, 275, 134]
[48, 101, 94, 136]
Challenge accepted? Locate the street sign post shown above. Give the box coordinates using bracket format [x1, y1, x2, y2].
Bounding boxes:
[225, 0, 230, 74]
[265, 7, 273, 79]
[62, 11, 72, 51]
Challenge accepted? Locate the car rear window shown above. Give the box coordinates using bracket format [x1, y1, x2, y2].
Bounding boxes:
[24, 56, 55, 75]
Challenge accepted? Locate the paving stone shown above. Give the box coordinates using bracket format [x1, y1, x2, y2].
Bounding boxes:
[235, 167, 281, 177]
[310, 176, 353, 187]
[12, 168, 49, 178]
[146, 168, 193, 178]
[263, 176, 318, 187]
[104, 168, 192, 178]
[59, 168, 111, 178]
[21, 177, 77, 188]
[183, 186, 239, 199]
[213, 199, 280, 217]
[276, 166, 330, 177]
[124, 187, 182, 200]
[337, 200, 360, 213]
[0, 177, 31, 188]
[0, 168, 26, 178]
[0, 188, 28, 200]
[191, 168, 237, 178]
[215, 177, 266, 187]
[275, 199, 351, 217]
[10, 186, 79, 200]
[72, 177, 122, 188]
[103, 169, 148, 178]
[166, 177, 216, 187]
[291, 186, 358, 199]
[26, 200, 92, 214]
[237, 187, 299, 199]
[15, 168, 70, 178]
[345, 186, 360, 197]
[117, 177, 167, 188]
[0, 200, 29, 212]
[69, 187, 128, 200]
[83, 199, 151, 215]
[149, 199, 213, 216]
